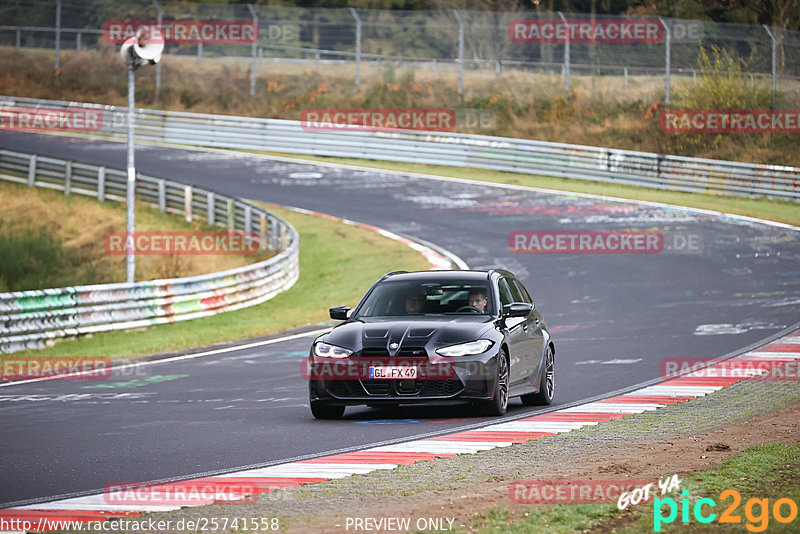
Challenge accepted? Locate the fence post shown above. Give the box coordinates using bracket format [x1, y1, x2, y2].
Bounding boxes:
[64, 160, 72, 195]
[76, 31, 81, 51]
[207, 192, 215, 225]
[624, 67, 628, 88]
[97, 167, 105, 201]
[16, 30, 20, 50]
[152, 0, 162, 97]
[659, 17, 670, 103]
[349, 7, 361, 91]
[557, 12, 570, 94]
[55, 0, 61, 73]
[247, 4, 258, 98]
[158, 179, 165, 212]
[763, 25, 777, 108]
[452, 9, 464, 97]
[27, 155, 36, 187]
[197, 42, 203, 64]
[227, 198, 235, 231]
[184, 185, 192, 222]
[259, 212, 267, 251]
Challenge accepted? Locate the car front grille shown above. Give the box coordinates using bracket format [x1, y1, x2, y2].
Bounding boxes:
[419, 379, 464, 397]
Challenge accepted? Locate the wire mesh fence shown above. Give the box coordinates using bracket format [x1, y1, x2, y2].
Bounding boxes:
[0, 1, 798, 104]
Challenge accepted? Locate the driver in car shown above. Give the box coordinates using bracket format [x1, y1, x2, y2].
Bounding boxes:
[468, 289, 489, 313]
[404, 288, 425, 314]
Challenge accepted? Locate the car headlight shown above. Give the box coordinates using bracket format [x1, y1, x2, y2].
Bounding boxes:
[435, 339, 493, 357]
[313, 341, 353, 358]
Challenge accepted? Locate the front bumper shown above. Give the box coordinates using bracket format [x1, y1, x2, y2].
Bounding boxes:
[307, 350, 501, 405]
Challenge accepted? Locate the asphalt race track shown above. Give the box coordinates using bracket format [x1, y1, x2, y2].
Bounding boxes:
[1, 132, 799, 507]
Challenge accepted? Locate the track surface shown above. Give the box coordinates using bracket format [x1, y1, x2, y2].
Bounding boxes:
[1, 133, 799, 507]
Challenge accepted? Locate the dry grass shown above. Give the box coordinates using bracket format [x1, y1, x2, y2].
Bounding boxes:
[1, 46, 798, 166]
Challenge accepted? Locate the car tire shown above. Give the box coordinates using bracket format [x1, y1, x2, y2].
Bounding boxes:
[521, 344, 554, 406]
[477, 350, 509, 416]
[310, 401, 345, 419]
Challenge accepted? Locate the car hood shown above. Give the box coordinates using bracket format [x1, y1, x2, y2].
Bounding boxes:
[322, 316, 496, 353]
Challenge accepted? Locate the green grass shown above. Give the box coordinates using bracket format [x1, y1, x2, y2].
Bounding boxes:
[13, 203, 431, 360]
[443, 443, 800, 534]
[250, 151, 800, 228]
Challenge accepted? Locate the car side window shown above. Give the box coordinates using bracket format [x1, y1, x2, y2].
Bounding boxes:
[497, 278, 514, 306]
[504, 277, 523, 303]
[512, 279, 533, 305]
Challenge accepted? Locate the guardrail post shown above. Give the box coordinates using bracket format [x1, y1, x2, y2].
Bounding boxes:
[97, 166, 106, 201]
[452, 9, 464, 97]
[207, 191, 215, 225]
[259, 212, 267, 251]
[76, 31, 81, 51]
[227, 198, 235, 231]
[158, 179, 165, 212]
[27, 155, 36, 187]
[624, 67, 628, 88]
[16, 30, 21, 50]
[197, 42, 203, 64]
[557, 12, 570, 95]
[244, 205, 252, 234]
[763, 25, 777, 108]
[349, 7, 362, 91]
[659, 17, 670, 103]
[55, 0, 61, 73]
[280, 224, 287, 251]
[271, 217, 279, 250]
[247, 4, 258, 98]
[64, 160, 72, 195]
[152, 0, 163, 97]
[184, 185, 192, 222]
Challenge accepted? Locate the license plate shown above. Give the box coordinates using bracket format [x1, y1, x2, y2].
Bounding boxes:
[368, 366, 418, 379]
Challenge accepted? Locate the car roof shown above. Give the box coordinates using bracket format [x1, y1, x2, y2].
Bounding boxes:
[379, 270, 506, 283]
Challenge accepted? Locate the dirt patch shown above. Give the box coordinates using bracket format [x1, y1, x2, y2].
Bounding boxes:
[293, 401, 800, 533]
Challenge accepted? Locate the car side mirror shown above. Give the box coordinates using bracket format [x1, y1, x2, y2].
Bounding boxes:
[503, 302, 533, 318]
[329, 306, 351, 320]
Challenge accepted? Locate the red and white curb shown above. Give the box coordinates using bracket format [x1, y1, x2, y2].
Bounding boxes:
[2, 330, 798, 532]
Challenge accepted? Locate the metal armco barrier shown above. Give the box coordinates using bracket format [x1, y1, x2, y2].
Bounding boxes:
[0, 149, 299, 354]
[2, 95, 798, 202]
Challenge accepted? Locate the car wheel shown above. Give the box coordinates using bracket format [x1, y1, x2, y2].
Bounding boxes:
[521, 344, 554, 406]
[477, 350, 509, 416]
[310, 401, 345, 419]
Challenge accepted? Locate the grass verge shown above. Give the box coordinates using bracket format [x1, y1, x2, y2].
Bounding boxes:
[457, 442, 800, 534]
[250, 150, 800, 228]
[12, 203, 431, 360]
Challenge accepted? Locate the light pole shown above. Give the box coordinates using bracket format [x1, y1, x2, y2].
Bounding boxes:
[120, 27, 164, 283]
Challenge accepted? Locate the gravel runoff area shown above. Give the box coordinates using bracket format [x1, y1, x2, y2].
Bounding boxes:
[124, 356, 800, 534]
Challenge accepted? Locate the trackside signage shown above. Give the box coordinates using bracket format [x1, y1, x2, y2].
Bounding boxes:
[661, 109, 800, 133]
[509, 480, 648, 504]
[509, 19, 663, 43]
[0, 107, 103, 133]
[103, 20, 257, 44]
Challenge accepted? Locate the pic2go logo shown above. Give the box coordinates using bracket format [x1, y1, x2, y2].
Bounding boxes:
[654, 489, 798, 532]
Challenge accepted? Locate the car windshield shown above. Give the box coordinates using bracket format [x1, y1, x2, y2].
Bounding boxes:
[354, 280, 492, 317]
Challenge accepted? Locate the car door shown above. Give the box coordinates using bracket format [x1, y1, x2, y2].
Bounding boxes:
[511, 278, 545, 388]
[498, 276, 529, 388]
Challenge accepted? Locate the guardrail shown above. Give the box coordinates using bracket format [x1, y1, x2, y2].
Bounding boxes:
[1, 95, 798, 202]
[0, 148, 299, 354]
